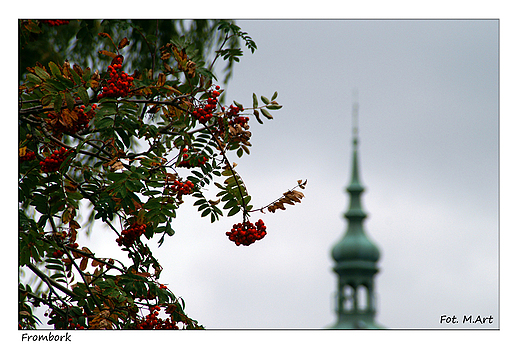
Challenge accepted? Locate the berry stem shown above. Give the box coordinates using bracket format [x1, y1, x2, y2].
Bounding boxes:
[250, 182, 305, 214]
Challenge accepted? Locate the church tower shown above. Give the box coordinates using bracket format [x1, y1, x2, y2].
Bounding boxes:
[329, 98, 384, 329]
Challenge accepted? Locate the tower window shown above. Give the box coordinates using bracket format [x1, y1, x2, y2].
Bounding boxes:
[358, 285, 368, 311]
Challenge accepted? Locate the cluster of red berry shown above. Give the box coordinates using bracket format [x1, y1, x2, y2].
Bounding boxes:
[225, 103, 246, 124]
[51, 242, 78, 259]
[192, 87, 221, 123]
[215, 103, 247, 136]
[231, 115, 249, 128]
[178, 154, 208, 168]
[225, 219, 267, 246]
[98, 57, 134, 99]
[66, 318, 86, 330]
[52, 250, 65, 258]
[46, 305, 86, 330]
[116, 222, 146, 247]
[135, 305, 179, 330]
[40, 20, 70, 26]
[73, 104, 96, 132]
[225, 103, 244, 118]
[19, 150, 36, 162]
[167, 179, 194, 197]
[40, 147, 72, 173]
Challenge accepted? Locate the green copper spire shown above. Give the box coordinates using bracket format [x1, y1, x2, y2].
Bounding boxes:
[329, 95, 383, 329]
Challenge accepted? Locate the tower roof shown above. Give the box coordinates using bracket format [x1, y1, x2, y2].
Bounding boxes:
[328, 94, 384, 329]
[331, 100, 380, 266]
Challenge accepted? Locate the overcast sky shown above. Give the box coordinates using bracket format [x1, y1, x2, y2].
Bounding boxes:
[11, 9, 517, 347]
[87, 19, 499, 330]
[168, 18, 499, 330]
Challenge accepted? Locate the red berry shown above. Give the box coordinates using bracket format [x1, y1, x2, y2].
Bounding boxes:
[225, 220, 267, 246]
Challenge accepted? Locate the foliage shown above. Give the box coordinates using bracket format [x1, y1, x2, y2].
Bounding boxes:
[18, 19, 306, 330]
[19, 19, 242, 84]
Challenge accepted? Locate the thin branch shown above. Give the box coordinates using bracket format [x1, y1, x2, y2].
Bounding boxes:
[208, 32, 229, 72]
[21, 288, 69, 318]
[121, 97, 190, 109]
[65, 132, 113, 158]
[19, 100, 87, 116]
[201, 122, 249, 221]
[249, 183, 304, 214]
[39, 231, 127, 274]
[27, 262, 76, 298]
[62, 247, 103, 310]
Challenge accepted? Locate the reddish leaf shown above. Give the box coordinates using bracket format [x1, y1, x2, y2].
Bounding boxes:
[99, 50, 117, 59]
[118, 37, 129, 49]
[79, 257, 88, 271]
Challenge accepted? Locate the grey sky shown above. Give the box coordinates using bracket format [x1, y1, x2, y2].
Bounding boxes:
[142, 19, 498, 329]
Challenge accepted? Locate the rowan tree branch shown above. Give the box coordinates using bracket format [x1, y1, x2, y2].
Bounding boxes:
[27, 262, 76, 299]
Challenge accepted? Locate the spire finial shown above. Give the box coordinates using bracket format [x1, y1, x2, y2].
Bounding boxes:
[352, 89, 359, 145]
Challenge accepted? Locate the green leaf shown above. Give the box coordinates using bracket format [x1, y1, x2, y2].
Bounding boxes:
[45, 258, 63, 265]
[115, 128, 131, 148]
[266, 104, 283, 110]
[227, 205, 241, 217]
[215, 182, 226, 190]
[271, 91, 278, 101]
[65, 92, 75, 110]
[82, 68, 91, 82]
[53, 93, 62, 113]
[57, 75, 75, 90]
[51, 273, 66, 280]
[224, 176, 236, 186]
[143, 190, 162, 196]
[107, 172, 126, 181]
[261, 108, 273, 119]
[192, 170, 204, 179]
[155, 226, 167, 234]
[194, 199, 207, 206]
[221, 169, 234, 177]
[27, 73, 42, 85]
[213, 206, 223, 216]
[223, 198, 237, 210]
[41, 94, 53, 106]
[233, 101, 243, 110]
[70, 67, 82, 85]
[225, 190, 240, 205]
[77, 87, 89, 106]
[46, 264, 65, 271]
[34, 66, 50, 80]
[44, 78, 68, 91]
[49, 62, 62, 78]
[197, 202, 209, 211]
[66, 191, 83, 201]
[146, 181, 164, 188]
[261, 95, 270, 105]
[96, 117, 114, 129]
[254, 110, 263, 124]
[125, 179, 143, 192]
[252, 93, 258, 109]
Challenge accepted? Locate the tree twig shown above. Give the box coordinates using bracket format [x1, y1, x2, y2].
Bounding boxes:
[27, 262, 76, 299]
